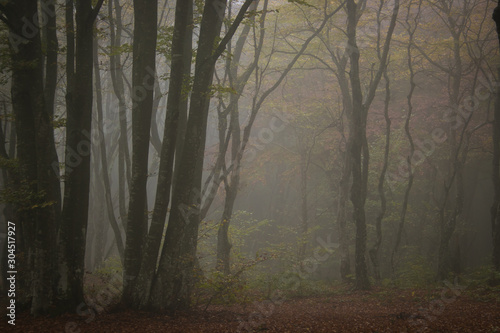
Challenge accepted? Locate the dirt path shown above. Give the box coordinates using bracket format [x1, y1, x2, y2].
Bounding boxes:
[2, 289, 499, 332]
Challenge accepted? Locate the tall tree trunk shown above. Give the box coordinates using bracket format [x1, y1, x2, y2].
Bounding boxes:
[130, 0, 193, 309]
[325, 29, 354, 284]
[2, 0, 61, 314]
[172, 6, 195, 185]
[43, 0, 58, 119]
[87, 150, 106, 270]
[368, 0, 396, 282]
[150, 83, 164, 155]
[216, 172, 239, 274]
[109, 0, 132, 227]
[215, 0, 262, 274]
[346, 0, 370, 290]
[492, 68, 500, 270]
[491, 0, 500, 271]
[150, 0, 230, 312]
[0, 104, 14, 292]
[59, 0, 104, 310]
[42, 0, 62, 231]
[391, 5, 417, 273]
[346, 0, 399, 290]
[123, 0, 158, 306]
[369, 70, 391, 282]
[93, 37, 125, 261]
[34, 0, 61, 312]
[336, 149, 352, 282]
[298, 153, 309, 261]
[56, 0, 74, 308]
[149, 0, 255, 312]
[436, 6, 464, 280]
[215, 97, 245, 275]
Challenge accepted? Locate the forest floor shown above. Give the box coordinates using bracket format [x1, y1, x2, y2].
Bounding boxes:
[1, 284, 500, 332]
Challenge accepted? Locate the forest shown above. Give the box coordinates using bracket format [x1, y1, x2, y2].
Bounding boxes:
[0, 0, 500, 331]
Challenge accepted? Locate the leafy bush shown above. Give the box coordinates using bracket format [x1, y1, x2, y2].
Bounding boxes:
[84, 256, 123, 311]
[463, 265, 500, 302]
[94, 256, 123, 281]
[464, 265, 500, 286]
[193, 261, 261, 308]
[394, 255, 434, 288]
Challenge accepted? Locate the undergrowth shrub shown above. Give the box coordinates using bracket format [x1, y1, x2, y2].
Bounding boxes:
[84, 256, 123, 311]
[394, 255, 434, 288]
[463, 265, 500, 302]
[192, 256, 272, 308]
[193, 269, 250, 308]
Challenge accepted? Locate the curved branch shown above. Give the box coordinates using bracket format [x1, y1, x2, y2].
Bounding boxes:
[212, 0, 255, 62]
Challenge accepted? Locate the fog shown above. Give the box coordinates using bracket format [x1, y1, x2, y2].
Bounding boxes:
[1, 0, 499, 331]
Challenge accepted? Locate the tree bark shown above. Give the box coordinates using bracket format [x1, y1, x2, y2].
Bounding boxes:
[109, 0, 132, 227]
[215, 0, 263, 274]
[321, 21, 353, 283]
[123, 0, 158, 306]
[491, 0, 500, 271]
[2, 0, 62, 314]
[346, 0, 370, 290]
[346, 0, 399, 290]
[150, 0, 230, 312]
[43, 0, 58, 119]
[148, 0, 255, 312]
[59, 0, 104, 310]
[391, 5, 417, 273]
[435, 4, 464, 280]
[337, 148, 352, 282]
[369, 69, 391, 282]
[93, 37, 125, 262]
[130, 0, 193, 309]
[298, 152, 309, 261]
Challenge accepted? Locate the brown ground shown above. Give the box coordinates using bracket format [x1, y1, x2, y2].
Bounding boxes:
[1, 288, 499, 332]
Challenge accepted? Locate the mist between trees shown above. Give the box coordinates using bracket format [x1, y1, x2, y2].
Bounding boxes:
[0, 0, 499, 330]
